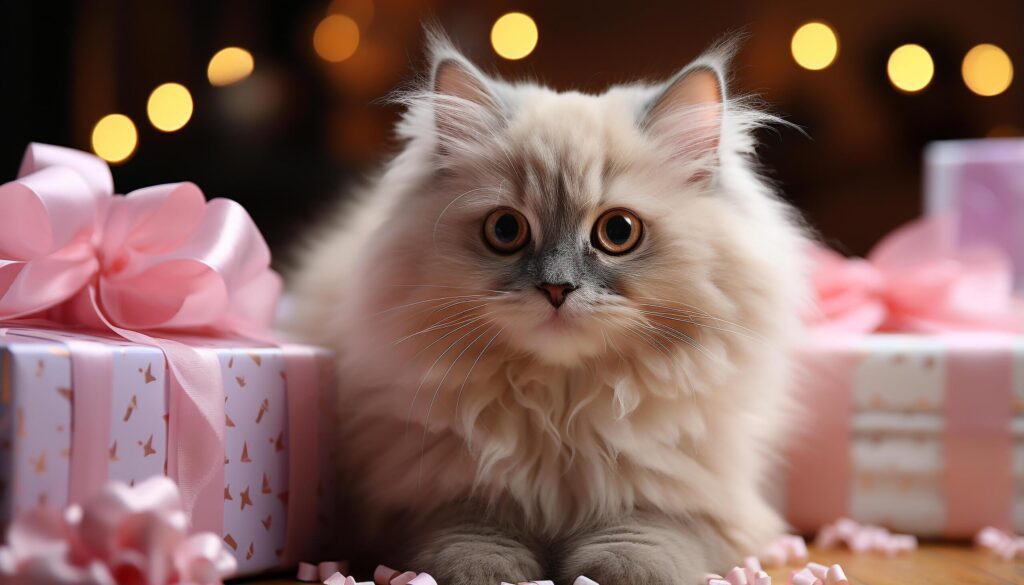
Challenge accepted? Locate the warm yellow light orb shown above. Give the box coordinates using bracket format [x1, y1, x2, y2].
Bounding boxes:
[314, 14, 360, 63]
[91, 114, 138, 164]
[490, 12, 538, 60]
[207, 47, 254, 87]
[791, 22, 839, 71]
[962, 44, 1013, 97]
[887, 44, 934, 93]
[146, 83, 193, 132]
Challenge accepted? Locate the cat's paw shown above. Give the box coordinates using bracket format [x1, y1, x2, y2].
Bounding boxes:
[410, 532, 543, 585]
[559, 540, 683, 585]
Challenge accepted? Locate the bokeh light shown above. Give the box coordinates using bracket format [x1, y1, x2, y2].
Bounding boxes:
[147, 83, 193, 132]
[314, 14, 360, 63]
[887, 44, 934, 93]
[207, 47, 254, 86]
[962, 44, 1013, 97]
[91, 114, 138, 164]
[490, 12, 538, 60]
[790, 22, 839, 71]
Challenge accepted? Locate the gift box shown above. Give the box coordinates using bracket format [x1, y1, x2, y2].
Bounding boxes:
[783, 333, 1023, 538]
[786, 216, 1024, 537]
[925, 138, 1024, 291]
[0, 329, 339, 576]
[0, 143, 342, 578]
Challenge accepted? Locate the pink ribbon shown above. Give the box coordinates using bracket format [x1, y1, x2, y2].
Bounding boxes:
[0, 325, 116, 507]
[0, 476, 237, 584]
[805, 216, 1024, 334]
[0, 144, 281, 534]
[282, 346, 321, 566]
[943, 335, 1014, 536]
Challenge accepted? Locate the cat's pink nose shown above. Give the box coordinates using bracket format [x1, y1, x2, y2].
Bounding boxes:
[537, 282, 576, 308]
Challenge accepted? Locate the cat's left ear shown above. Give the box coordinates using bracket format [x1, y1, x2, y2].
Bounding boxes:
[428, 37, 504, 157]
[642, 62, 725, 164]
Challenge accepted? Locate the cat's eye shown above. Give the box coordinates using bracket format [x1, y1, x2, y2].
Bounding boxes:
[483, 207, 530, 254]
[592, 208, 643, 255]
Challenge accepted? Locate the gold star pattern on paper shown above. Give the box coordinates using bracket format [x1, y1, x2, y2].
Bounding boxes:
[899, 476, 914, 492]
[248, 353, 262, 366]
[274, 432, 284, 452]
[261, 473, 272, 494]
[225, 414, 236, 428]
[239, 487, 253, 511]
[859, 474, 875, 491]
[235, 376, 246, 388]
[123, 395, 138, 422]
[245, 542, 254, 561]
[109, 442, 119, 461]
[227, 356, 234, 369]
[142, 364, 156, 384]
[240, 442, 251, 463]
[138, 435, 156, 457]
[56, 387, 72, 402]
[255, 399, 269, 424]
[223, 534, 238, 551]
[32, 451, 46, 474]
[262, 514, 272, 530]
[224, 485, 233, 501]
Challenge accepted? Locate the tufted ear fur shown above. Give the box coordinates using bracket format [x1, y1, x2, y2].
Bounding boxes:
[642, 58, 727, 183]
[428, 38, 504, 157]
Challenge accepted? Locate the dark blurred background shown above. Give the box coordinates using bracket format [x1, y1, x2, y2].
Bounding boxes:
[2, 0, 1022, 268]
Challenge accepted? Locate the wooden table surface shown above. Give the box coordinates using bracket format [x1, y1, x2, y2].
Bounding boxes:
[231, 545, 1024, 585]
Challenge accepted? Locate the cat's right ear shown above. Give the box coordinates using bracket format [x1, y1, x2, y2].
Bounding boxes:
[430, 50, 503, 156]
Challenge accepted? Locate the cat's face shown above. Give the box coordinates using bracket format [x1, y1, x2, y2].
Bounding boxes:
[387, 55, 768, 367]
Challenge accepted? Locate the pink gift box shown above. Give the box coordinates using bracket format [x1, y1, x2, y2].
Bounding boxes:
[925, 138, 1024, 291]
[0, 327, 340, 577]
[781, 333, 1024, 537]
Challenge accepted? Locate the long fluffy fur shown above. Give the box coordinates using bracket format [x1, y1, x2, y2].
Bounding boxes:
[289, 30, 810, 582]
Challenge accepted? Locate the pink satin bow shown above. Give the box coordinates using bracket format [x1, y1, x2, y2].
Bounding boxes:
[806, 216, 1024, 334]
[0, 143, 280, 332]
[0, 477, 237, 585]
[0, 143, 282, 531]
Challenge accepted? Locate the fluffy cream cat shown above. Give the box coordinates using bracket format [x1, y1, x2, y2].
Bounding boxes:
[290, 30, 809, 585]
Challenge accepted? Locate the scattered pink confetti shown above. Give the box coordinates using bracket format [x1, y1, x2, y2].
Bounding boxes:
[759, 534, 809, 567]
[707, 561, 850, 585]
[974, 526, 1024, 560]
[813, 518, 917, 555]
